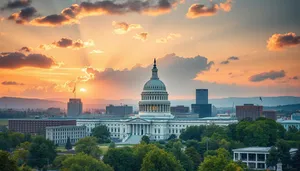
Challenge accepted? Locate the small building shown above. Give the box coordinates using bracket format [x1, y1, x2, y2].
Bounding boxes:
[291, 113, 300, 121]
[67, 98, 83, 117]
[233, 147, 298, 170]
[263, 110, 277, 120]
[277, 120, 300, 130]
[46, 107, 61, 116]
[236, 104, 263, 121]
[170, 105, 189, 114]
[46, 125, 88, 145]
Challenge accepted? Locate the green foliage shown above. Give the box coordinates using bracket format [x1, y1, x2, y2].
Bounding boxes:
[170, 141, 194, 171]
[168, 134, 177, 140]
[266, 146, 278, 168]
[28, 136, 56, 169]
[292, 146, 300, 170]
[180, 125, 205, 141]
[0, 150, 19, 171]
[0, 131, 26, 151]
[133, 143, 159, 170]
[108, 141, 116, 149]
[75, 137, 101, 159]
[53, 155, 69, 169]
[198, 148, 243, 171]
[141, 147, 184, 171]
[12, 146, 29, 166]
[141, 135, 150, 144]
[103, 147, 137, 171]
[267, 139, 292, 169]
[62, 153, 113, 171]
[91, 125, 111, 144]
[185, 147, 202, 171]
[65, 137, 72, 150]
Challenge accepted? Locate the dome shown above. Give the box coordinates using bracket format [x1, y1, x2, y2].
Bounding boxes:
[143, 79, 166, 90]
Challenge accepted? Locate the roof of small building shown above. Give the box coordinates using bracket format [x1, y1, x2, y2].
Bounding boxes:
[233, 147, 298, 153]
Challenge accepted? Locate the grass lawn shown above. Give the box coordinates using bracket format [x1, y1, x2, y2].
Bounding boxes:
[99, 145, 109, 154]
[0, 119, 8, 126]
[56, 146, 68, 152]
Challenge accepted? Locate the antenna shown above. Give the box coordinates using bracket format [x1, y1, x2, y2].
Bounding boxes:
[73, 83, 76, 98]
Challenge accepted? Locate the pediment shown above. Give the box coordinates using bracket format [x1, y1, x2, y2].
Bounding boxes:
[127, 118, 149, 123]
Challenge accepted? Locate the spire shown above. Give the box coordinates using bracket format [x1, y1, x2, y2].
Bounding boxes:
[151, 58, 158, 79]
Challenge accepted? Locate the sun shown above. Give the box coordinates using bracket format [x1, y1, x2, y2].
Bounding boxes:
[79, 88, 87, 92]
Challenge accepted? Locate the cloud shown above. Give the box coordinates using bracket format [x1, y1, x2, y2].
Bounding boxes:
[1, 0, 31, 10]
[112, 21, 142, 34]
[133, 32, 148, 41]
[249, 70, 286, 82]
[0, 52, 57, 69]
[290, 76, 298, 80]
[1, 81, 24, 86]
[227, 56, 239, 60]
[7, 7, 37, 24]
[19, 46, 32, 52]
[39, 38, 94, 50]
[186, 0, 232, 19]
[267, 32, 300, 51]
[89, 50, 103, 54]
[220, 60, 229, 65]
[156, 33, 181, 43]
[30, 0, 182, 26]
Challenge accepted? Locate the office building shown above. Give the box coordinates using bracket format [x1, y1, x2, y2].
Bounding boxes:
[106, 105, 133, 116]
[196, 89, 208, 104]
[46, 107, 61, 116]
[291, 113, 300, 120]
[236, 104, 263, 121]
[67, 98, 83, 116]
[46, 125, 88, 145]
[8, 119, 76, 134]
[170, 105, 189, 114]
[263, 110, 277, 120]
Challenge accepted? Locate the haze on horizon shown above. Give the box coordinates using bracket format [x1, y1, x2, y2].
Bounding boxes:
[0, 0, 300, 100]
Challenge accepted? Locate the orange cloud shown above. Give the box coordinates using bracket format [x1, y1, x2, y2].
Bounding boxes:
[39, 38, 94, 50]
[7, 7, 37, 24]
[267, 32, 300, 51]
[156, 33, 181, 43]
[186, 0, 232, 19]
[133, 32, 148, 41]
[112, 21, 142, 34]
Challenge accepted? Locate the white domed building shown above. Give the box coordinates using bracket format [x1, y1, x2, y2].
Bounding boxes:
[76, 59, 237, 144]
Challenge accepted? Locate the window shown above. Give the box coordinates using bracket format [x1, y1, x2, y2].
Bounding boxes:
[248, 163, 256, 169]
[234, 153, 238, 160]
[241, 153, 247, 160]
[257, 163, 265, 169]
[248, 153, 256, 161]
[257, 154, 265, 161]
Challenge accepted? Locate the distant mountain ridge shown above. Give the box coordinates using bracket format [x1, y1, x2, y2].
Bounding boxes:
[1, 96, 300, 109]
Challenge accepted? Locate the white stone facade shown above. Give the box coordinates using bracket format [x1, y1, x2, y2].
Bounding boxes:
[46, 125, 88, 145]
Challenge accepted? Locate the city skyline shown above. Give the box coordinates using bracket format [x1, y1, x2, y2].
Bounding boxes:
[0, 0, 300, 100]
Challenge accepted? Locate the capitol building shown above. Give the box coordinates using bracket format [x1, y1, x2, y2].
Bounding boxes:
[75, 59, 237, 144]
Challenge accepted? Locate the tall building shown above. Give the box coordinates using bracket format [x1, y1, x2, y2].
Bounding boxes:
[106, 105, 133, 116]
[191, 89, 212, 118]
[196, 89, 208, 104]
[236, 104, 263, 121]
[8, 119, 76, 134]
[67, 98, 83, 117]
[170, 105, 189, 114]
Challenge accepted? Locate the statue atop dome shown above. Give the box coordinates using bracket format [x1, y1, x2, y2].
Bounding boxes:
[151, 58, 158, 80]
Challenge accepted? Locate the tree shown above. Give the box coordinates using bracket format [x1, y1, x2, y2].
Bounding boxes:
[291, 146, 300, 170]
[91, 125, 110, 143]
[75, 137, 101, 159]
[168, 134, 177, 141]
[266, 146, 279, 168]
[141, 148, 184, 171]
[223, 162, 244, 171]
[0, 150, 19, 171]
[65, 137, 72, 150]
[103, 147, 137, 171]
[62, 153, 113, 171]
[141, 135, 150, 144]
[28, 136, 56, 169]
[180, 126, 205, 141]
[170, 141, 193, 171]
[53, 155, 69, 169]
[276, 139, 291, 169]
[185, 147, 202, 171]
[108, 141, 116, 149]
[133, 143, 159, 170]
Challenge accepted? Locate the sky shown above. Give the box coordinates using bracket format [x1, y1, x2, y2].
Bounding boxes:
[0, 0, 300, 100]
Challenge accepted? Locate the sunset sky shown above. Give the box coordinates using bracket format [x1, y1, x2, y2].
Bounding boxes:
[0, 0, 299, 100]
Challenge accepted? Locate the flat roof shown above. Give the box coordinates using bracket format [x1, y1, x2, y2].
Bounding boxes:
[233, 147, 298, 153]
[46, 125, 86, 129]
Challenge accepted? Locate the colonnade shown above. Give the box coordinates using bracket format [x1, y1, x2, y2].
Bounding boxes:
[139, 104, 170, 112]
[130, 124, 150, 135]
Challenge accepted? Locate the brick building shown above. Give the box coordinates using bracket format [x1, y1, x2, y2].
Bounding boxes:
[236, 104, 263, 121]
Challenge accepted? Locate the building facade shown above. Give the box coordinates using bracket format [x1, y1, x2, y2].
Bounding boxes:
[196, 89, 208, 104]
[170, 105, 189, 114]
[67, 98, 83, 117]
[191, 89, 212, 118]
[278, 120, 300, 130]
[76, 59, 237, 144]
[8, 119, 76, 134]
[236, 104, 263, 121]
[46, 125, 87, 145]
[263, 110, 277, 120]
[106, 105, 133, 116]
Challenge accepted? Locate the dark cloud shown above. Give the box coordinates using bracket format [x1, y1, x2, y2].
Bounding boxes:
[7, 7, 37, 24]
[133, 32, 148, 41]
[30, 0, 182, 26]
[39, 38, 94, 50]
[220, 60, 229, 65]
[19, 46, 32, 52]
[1, 0, 31, 10]
[267, 32, 300, 51]
[249, 70, 286, 82]
[0, 52, 57, 69]
[216, 68, 219, 72]
[228, 56, 239, 61]
[1, 81, 24, 86]
[291, 76, 298, 80]
[186, 0, 232, 19]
